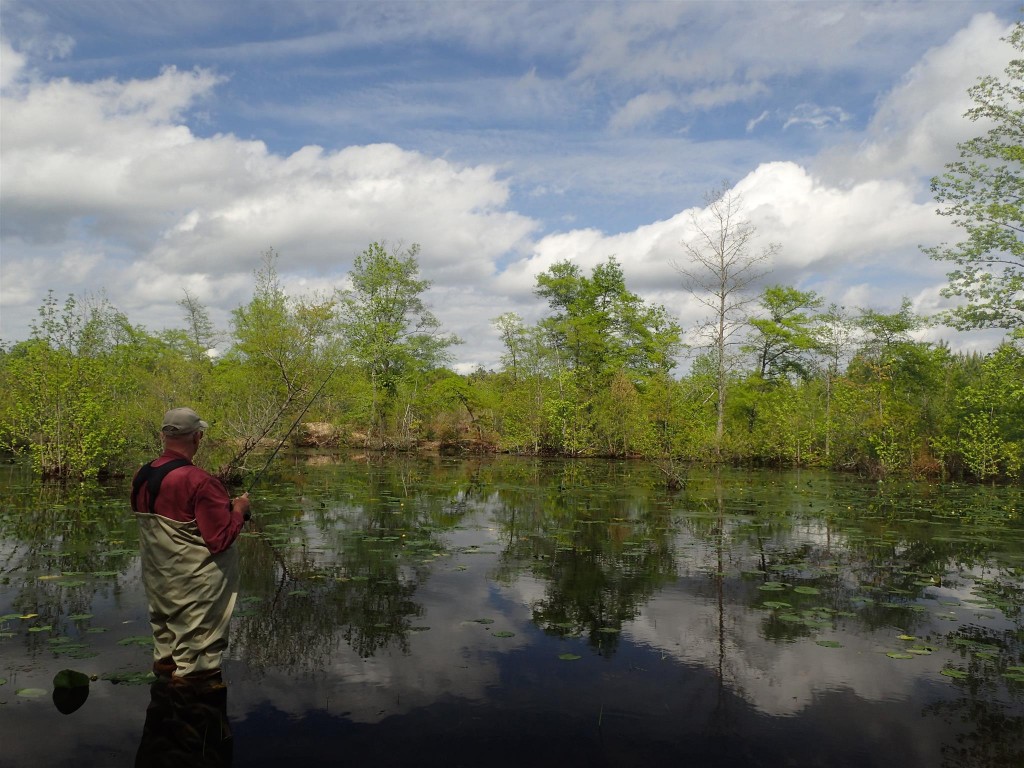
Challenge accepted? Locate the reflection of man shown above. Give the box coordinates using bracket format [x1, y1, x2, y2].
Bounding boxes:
[131, 407, 250, 683]
[135, 677, 233, 767]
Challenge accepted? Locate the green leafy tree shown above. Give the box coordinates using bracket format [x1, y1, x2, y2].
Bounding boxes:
[943, 342, 1024, 479]
[219, 249, 338, 471]
[848, 300, 948, 474]
[924, 22, 1024, 331]
[0, 292, 136, 478]
[745, 285, 822, 382]
[535, 257, 681, 382]
[337, 242, 460, 444]
[812, 304, 857, 462]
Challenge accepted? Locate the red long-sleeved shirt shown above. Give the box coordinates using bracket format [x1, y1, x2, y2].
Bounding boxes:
[131, 449, 244, 554]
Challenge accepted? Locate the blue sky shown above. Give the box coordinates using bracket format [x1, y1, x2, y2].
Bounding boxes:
[1, 1, 1019, 369]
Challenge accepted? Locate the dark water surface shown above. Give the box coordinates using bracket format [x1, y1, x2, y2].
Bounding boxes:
[1, 455, 1022, 767]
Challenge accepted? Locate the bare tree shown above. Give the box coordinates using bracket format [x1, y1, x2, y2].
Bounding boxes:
[674, 186, 776, 455]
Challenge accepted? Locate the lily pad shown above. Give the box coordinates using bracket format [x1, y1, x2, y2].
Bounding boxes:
[16, 687, 48, 697]
[815, 640, 843, 648]
[793, 586, 820, 595]
[941, 668, 969, 679]
[53, 669, 90, 689]
[558, 653, 581, 661]
[886, 651, 914, 659]
[493, 631, 515, 638]
[103, 670, 156, 685]
[117, 635, 152, 647]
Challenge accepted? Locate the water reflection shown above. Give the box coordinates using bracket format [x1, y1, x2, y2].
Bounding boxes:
[135, 678, 232, 767]
[1, 457, 1022, 767]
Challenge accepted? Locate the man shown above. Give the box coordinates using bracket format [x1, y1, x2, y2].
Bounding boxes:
[131, 407, 251, 683]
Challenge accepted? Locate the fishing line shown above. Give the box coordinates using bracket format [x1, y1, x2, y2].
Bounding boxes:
[241, 363, 341, 583]
[245, 362, 341, 494]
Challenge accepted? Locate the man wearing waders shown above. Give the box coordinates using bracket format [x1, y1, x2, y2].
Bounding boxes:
[131, 407, 251, 684]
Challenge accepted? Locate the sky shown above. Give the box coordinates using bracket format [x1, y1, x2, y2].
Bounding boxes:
[1, 0, 1020, 371]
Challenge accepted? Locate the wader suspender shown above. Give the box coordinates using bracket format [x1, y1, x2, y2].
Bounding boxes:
[131, 459, 192, 514]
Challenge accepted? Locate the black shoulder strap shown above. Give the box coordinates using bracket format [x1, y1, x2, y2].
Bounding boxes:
[131, 458, 192, 514]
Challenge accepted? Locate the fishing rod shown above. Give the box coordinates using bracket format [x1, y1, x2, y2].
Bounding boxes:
[244, 362, 341, 495]
[225, 363, 341, 584]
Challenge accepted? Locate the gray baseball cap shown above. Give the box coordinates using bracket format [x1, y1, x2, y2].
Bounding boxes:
[161, 407, 209, 436]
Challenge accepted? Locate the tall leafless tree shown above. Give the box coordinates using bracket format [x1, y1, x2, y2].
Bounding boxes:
[674, 186, 776, 455]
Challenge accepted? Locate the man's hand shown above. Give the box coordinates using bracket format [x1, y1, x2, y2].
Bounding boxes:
[233, 492, 252, 522]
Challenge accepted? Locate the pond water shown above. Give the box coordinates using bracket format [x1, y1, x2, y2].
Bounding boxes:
[1, 455, 1022, 767]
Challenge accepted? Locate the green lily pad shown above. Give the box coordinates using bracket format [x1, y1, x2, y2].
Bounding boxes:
[759, 583, 786, 591]
[493, 631, 515, 638]
[53, 669, 90, 689]
[597, 627, 620, 634]
[117, 635, 152, 647]
[103, 671, 156, 685]
[68, 614, 93, 621]
[558, 653, 581, 661]
[762, 601, 792, 610]
[816, 640, 843, 648]
[886, 652, 914, 659]
[941, 668, 969, 679]
[471, 618, 495, 624]
[793, 586, 820, 595]
[16, 687, 48, 697]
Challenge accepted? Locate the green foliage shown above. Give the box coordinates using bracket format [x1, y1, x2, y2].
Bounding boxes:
[924, 22, 1024, 330]
[337, 242, 461, 443]
[938, 343, 1024, 479]
[1, 243, 1020, 483]
[0, 293, 136, 478]
[745, 285, 823, 382]
[535, 257, 681, 382]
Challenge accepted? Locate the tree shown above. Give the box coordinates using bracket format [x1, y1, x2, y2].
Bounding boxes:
[336, 242, 460, 443]
[0, 291, 139, 478]
[178, 289, 220, 362]
[492, 312, 530, 382]
[534, 256, 682, 381]
[745, 285, 822, 382]
[812, 303, 857, 461]
[924, 22, 1024, 332]
[674, 186, 775, 455]
[220, 249, 337, 472]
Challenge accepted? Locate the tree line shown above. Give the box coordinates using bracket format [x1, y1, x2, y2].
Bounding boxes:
[1, 23, 1021, 482]
[0, 237, 1020, 482]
